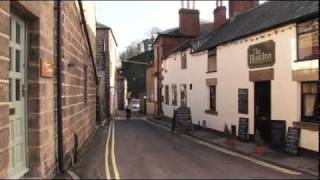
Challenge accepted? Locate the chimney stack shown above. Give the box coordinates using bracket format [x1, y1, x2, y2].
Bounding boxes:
[229, 0, 258, 18]
[179, 1, 200, 37]
[213, 0, 227, 29]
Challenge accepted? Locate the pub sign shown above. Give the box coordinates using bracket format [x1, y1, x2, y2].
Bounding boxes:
[248, 40, 275, 68]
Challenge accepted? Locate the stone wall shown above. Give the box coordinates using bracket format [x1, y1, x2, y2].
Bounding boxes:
[96, 28, 110, 118]
[0, 1, 97, 178]
[60, 1, 97, 169]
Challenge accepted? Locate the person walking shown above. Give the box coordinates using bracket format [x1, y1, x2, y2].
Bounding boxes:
[125, 103, 131, 120]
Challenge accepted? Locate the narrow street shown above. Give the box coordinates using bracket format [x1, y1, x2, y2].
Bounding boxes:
[71, 119, 315, 179]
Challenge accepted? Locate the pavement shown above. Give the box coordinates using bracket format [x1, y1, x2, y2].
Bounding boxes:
[57, 115, 317, 179]
[149, 117, 319, 177]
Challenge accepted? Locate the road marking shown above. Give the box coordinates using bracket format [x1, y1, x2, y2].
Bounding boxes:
[111, 121, 121, 179]
[105, 121, 112, 179]
[144, 120, 302, 176]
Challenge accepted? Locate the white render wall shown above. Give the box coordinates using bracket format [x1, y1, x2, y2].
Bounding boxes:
[109, 30, 118, 115]
[162, 23, 318, 152]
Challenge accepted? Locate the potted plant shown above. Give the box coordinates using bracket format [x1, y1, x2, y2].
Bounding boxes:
[255, 130, 265, 155]
[224, 123, 234, 147]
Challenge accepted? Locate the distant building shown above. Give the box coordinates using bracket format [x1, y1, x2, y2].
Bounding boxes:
[96, 22, 118, 119]
[122, 50, 153, 98]
[0, 1, 97, 178]
[146, 2, 214, 116]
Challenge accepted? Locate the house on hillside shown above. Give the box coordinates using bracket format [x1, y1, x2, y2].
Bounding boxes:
[162, 0, 319, 154]
[96, 22, 118, 119]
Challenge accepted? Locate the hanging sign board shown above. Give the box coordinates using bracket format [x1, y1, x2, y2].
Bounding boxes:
[248, 40, 275, 68]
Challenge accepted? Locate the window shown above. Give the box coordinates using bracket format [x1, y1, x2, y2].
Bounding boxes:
[297, 19, 319, 60]
[180, 84, 187, 106]
[172, 84, 177, 106]
[84, 65, 88, 105]
[165, 85, 169, 104]
[208, 49, 217, 72]
[209, 86, 216, 111]
[181, 52, 187, 69]
[301, 82, 318, 123]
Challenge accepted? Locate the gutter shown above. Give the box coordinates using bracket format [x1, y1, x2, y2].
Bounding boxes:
[78, 0, 98, 85]
[56, 0, 64, 173]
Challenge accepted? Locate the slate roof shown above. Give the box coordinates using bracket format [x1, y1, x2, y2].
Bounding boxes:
[192, 1, 319, 53]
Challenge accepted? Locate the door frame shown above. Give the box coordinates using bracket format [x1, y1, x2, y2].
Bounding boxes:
[7, 12, 29, 178]
[254, 81, 271, 141]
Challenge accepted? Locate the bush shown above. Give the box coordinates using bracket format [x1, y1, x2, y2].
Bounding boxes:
[255, 130, 264, 146]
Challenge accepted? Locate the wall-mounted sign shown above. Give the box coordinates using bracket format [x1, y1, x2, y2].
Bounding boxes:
[41, 59, 54, 78]
[238, 89, 248, 114]
[248, 40, 275, 68]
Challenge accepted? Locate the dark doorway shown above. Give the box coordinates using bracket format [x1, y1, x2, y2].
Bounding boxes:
[254, 81, 271, 143]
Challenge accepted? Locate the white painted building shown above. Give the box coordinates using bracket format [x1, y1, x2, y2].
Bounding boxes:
[161, 1, 318, 153]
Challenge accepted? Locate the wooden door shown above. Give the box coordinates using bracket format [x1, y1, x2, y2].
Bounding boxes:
[8, 14, 28, 178]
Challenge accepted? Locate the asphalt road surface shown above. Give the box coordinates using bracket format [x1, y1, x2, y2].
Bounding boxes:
[72, 119, 315, 179]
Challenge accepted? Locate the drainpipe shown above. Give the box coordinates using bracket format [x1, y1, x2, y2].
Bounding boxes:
[56, 0, 64, 173]
[78, 0, 98, 85]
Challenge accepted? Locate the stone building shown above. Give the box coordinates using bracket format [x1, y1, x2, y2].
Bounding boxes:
[96, 22, 118, 119]
[0, 1, 97, 178]
[115, 68, 127, 110]
[161, 1, 318, 154]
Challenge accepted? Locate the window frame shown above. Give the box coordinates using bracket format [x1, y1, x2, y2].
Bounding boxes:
[209, 85, 216, 111]
[301, 81, 318, 123]
[165, 85, 169, 105]
[181, 52, 187, 69]
[180, 84, 187, 106]
[207, 49, 217, 73]
[171, 84, 177, 106]
[296, 19, 319, 62]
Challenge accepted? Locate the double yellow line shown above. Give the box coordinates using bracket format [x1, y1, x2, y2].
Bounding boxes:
[105, 120, 120, 179]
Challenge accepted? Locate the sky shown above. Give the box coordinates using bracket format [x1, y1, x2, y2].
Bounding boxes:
[95, 1, 265, 54]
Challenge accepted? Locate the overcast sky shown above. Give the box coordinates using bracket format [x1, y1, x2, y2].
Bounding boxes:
[95, 1, 265, 54]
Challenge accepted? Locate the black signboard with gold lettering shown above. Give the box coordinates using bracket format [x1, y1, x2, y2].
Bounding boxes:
[248, 40, 275, 68]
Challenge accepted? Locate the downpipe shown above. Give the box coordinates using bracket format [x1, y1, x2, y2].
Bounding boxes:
[56, 0, 64, 173]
